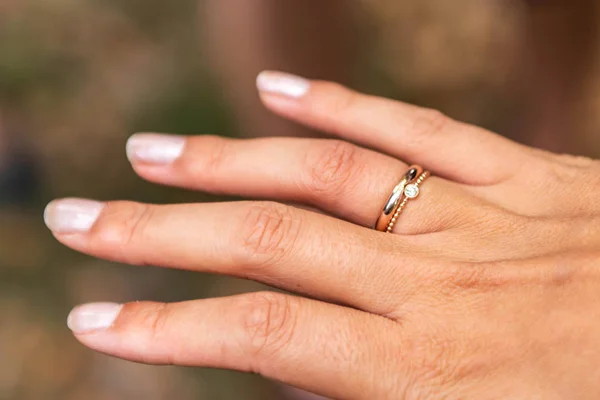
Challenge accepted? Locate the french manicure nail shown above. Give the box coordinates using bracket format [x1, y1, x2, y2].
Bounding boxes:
[44, 198, 104, 234]
[256, 71, 311, 99]
[67, 303, 122, 333]
[126, 133, 186, 164]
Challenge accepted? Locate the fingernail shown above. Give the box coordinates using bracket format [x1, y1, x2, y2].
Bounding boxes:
[126, 133, 186, 165]
[68, 303, 122, 333]
[44, 198, 105, 234]
[256, 71, 310, 99]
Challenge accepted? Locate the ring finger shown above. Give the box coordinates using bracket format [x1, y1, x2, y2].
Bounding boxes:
[126, 134, 469, 235]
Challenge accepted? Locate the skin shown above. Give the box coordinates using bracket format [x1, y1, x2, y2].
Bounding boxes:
[45, 73, 600, 399]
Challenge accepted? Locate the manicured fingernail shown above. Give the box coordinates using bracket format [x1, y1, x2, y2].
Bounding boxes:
[126, 133, 186, 165]
[257, 71, 310, 99]
[68, 303, 122, 333]
[44, 198, 104, 234]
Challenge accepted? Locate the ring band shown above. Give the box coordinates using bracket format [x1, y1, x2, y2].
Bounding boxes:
[385, 171, 430, 233]
[374, 165, 423, 232]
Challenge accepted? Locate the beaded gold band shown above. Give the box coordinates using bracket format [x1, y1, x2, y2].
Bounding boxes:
[374, 165, 423, 232]
[385, 171, 430, 233]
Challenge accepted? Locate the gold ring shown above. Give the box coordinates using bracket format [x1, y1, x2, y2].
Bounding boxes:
[374, 165, 423, 232]
[385, 171, 430, 233]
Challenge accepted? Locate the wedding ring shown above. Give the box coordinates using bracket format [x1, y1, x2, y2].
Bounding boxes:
[374, 165, 423, 232]
[385, 171, 430, 233]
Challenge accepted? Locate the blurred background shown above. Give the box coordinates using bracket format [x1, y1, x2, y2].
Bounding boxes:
[1, 0, 600, 399]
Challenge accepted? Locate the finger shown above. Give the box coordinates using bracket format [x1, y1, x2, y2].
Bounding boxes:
[126, 134, 466, 234]
[257, 71, 532, 185]
[67, 293, 400, 399]
[44, 199, 429, 315]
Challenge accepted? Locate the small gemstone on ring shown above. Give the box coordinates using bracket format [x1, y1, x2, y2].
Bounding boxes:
[404, 184, 420, 199]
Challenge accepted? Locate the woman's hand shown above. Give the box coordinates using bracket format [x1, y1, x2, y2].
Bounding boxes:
[44, 72, 600, 399]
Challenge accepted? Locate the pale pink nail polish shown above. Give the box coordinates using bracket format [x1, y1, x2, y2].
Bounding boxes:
[126, 133, 186, 165]
[67, 303, 122, 333]
[257, 71, 311, 99]
[44, 199, 105, 234]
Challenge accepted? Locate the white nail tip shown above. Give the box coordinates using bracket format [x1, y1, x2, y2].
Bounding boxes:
[44, 199, 105, 234]
[126, 134, 186, 164]
[257, 71, 310, 99]
[67, 303, 122, 333]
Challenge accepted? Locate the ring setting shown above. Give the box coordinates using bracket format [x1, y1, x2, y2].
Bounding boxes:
[404, 184, 420, 199]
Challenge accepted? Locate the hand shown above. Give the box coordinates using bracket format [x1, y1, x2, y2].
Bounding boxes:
[44, 71, 600, 399]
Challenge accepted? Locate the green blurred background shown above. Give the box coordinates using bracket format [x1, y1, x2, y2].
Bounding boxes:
[1, 1, 599, 399]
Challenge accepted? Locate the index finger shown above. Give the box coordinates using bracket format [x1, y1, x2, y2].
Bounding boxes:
[257, 71, 532, 185]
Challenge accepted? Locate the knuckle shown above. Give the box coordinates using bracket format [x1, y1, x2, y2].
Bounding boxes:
[235, 202, 300, 268]
[195, 135, 231, 176]
[242, 292, 298, 362]
[408, 109, 449, 149]
[319, 83, 359, 116]
[94, 202, 156, 256]
[540, 160, 582, 186]
[125, 204, 156, 248]
[305, 140, 361, 196]
[445, 262, 497, 293]
[139, 303, 177, 366]
[536, 160, 600, 212]
[547, 254, 582, 287]
[146, 303, 172, 342]
[123, 302, 173, 342]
